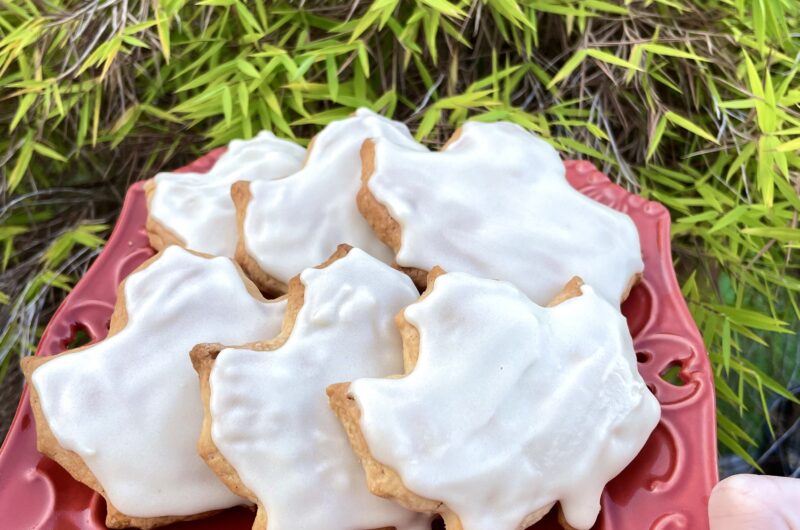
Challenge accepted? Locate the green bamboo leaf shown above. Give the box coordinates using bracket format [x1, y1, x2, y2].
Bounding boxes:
[25, 271, 74, 302]
[70, 224, 107, 247]
[77, 96, 89, 147]
[0, 226, 27, 239]
[640, 43, 709, 61]
[584, 48, 643, 72]
[726, 142, 756, 179]
[349, 9, 381, 42]
[269, 107, 293, 138]
[776, 137, 800, 152]
[42, 224, 107, 268]
[52, 83, 64, 117]
[32, 142, 67, 162]
[423, 11, 440, 64]
[234, 0, 263, 33]
[717, 429, 763, 473]
[780, 90, 800, 106]
[90, 85, 101, 146]
[7, 131, 34, 191]
[557, 137, 615, 164]
[420, 0, 465, 18]
[716, 410, 756, 446]
[718, 99, 757, 109]
[110, 105, 138, 135]
[237, 80, 249, 119]
[581, 0, 628, 15]
[664, 111, 718, 144]
[3, 239, 23, 274]
[740, 358, 800, 404]
[646, 113, 668, 161]
[486, 0, 533, 29]
[290, 108, 352, 126]
[10, 93, 36, 131]
[547, 50, 587, 88]
[292, 55, 316, 81]
[743, 52, 764, 99]
[752, 0, 766, 53]
[121, 35, 149, 48]
[433, 90, 497, 109]
[711, 304, 790, 333]
[155, 11, 170, 62]
[357, 41, 370, 76]
[325, 55, 339, 100]
[715, 374, 746, 410]
[123, 20, 158, 34]
[140, 104, 182, 123]
[262, 87, 281, 116]
[176, 63, 235, 92]
[721, 318, 731, 373]
[372, 90, 397, 116]
[775, 173, 800, 210]
[717, 429, 761, 471]
[742, 227, 800, 242]
[222, 85, 233, 125]
[416, 108, 441, 140]
[708, 205, 748, 233]
[236, 59, 260, 79]
[625, 44, 643, 82]
[675, 210, 719, 225]
[756, 136, 775, 207]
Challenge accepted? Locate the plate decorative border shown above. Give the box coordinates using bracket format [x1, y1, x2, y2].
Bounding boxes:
[0, 154, 717, 530]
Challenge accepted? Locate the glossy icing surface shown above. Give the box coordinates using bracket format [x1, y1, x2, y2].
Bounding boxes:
[350, 272, 661, 530]
[30, 246, 287, 518]
[367, 121, 643, 305]
[150, 131, 305, 256]
[242, 108, 426, 284]
[209, 249, 428, 530]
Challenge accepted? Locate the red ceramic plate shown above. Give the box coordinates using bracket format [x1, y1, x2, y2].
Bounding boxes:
[0, 152, 718, 530]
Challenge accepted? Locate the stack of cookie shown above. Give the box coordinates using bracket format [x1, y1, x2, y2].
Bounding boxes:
[23, 109, 660, 530]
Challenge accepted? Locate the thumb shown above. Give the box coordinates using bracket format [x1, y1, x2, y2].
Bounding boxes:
[709, 474, 800, 530]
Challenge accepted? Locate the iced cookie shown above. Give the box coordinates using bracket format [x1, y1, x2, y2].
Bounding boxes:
[21, 246, 287, 529]
[234, 108, 426, 295]
[191, 246, 429, 530]
[358, 121, 643, 305]
[146, 131, 305, 257]
[329, 270, 660, 530]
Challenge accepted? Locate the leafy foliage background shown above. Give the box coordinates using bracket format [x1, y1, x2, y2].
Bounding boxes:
[0, 0, 798, 475]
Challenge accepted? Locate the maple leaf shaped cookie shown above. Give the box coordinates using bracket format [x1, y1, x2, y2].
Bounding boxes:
[22, 246, 287, 529]
[358, 120, 644, 305]
[233, 108, 426, 295]
[329, 269, 660, 530]
[146, 131, 305, 257]
[191, 246, 430, 530]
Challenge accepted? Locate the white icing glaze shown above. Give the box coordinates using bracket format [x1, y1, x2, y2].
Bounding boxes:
[367, 120, 643, 305]
[350, 272, 660, 530]
[209, 248, 429, 530]
[242, 108, 427, 284]
[150, 131, 305, 257]
[31, 246, 287, 518]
